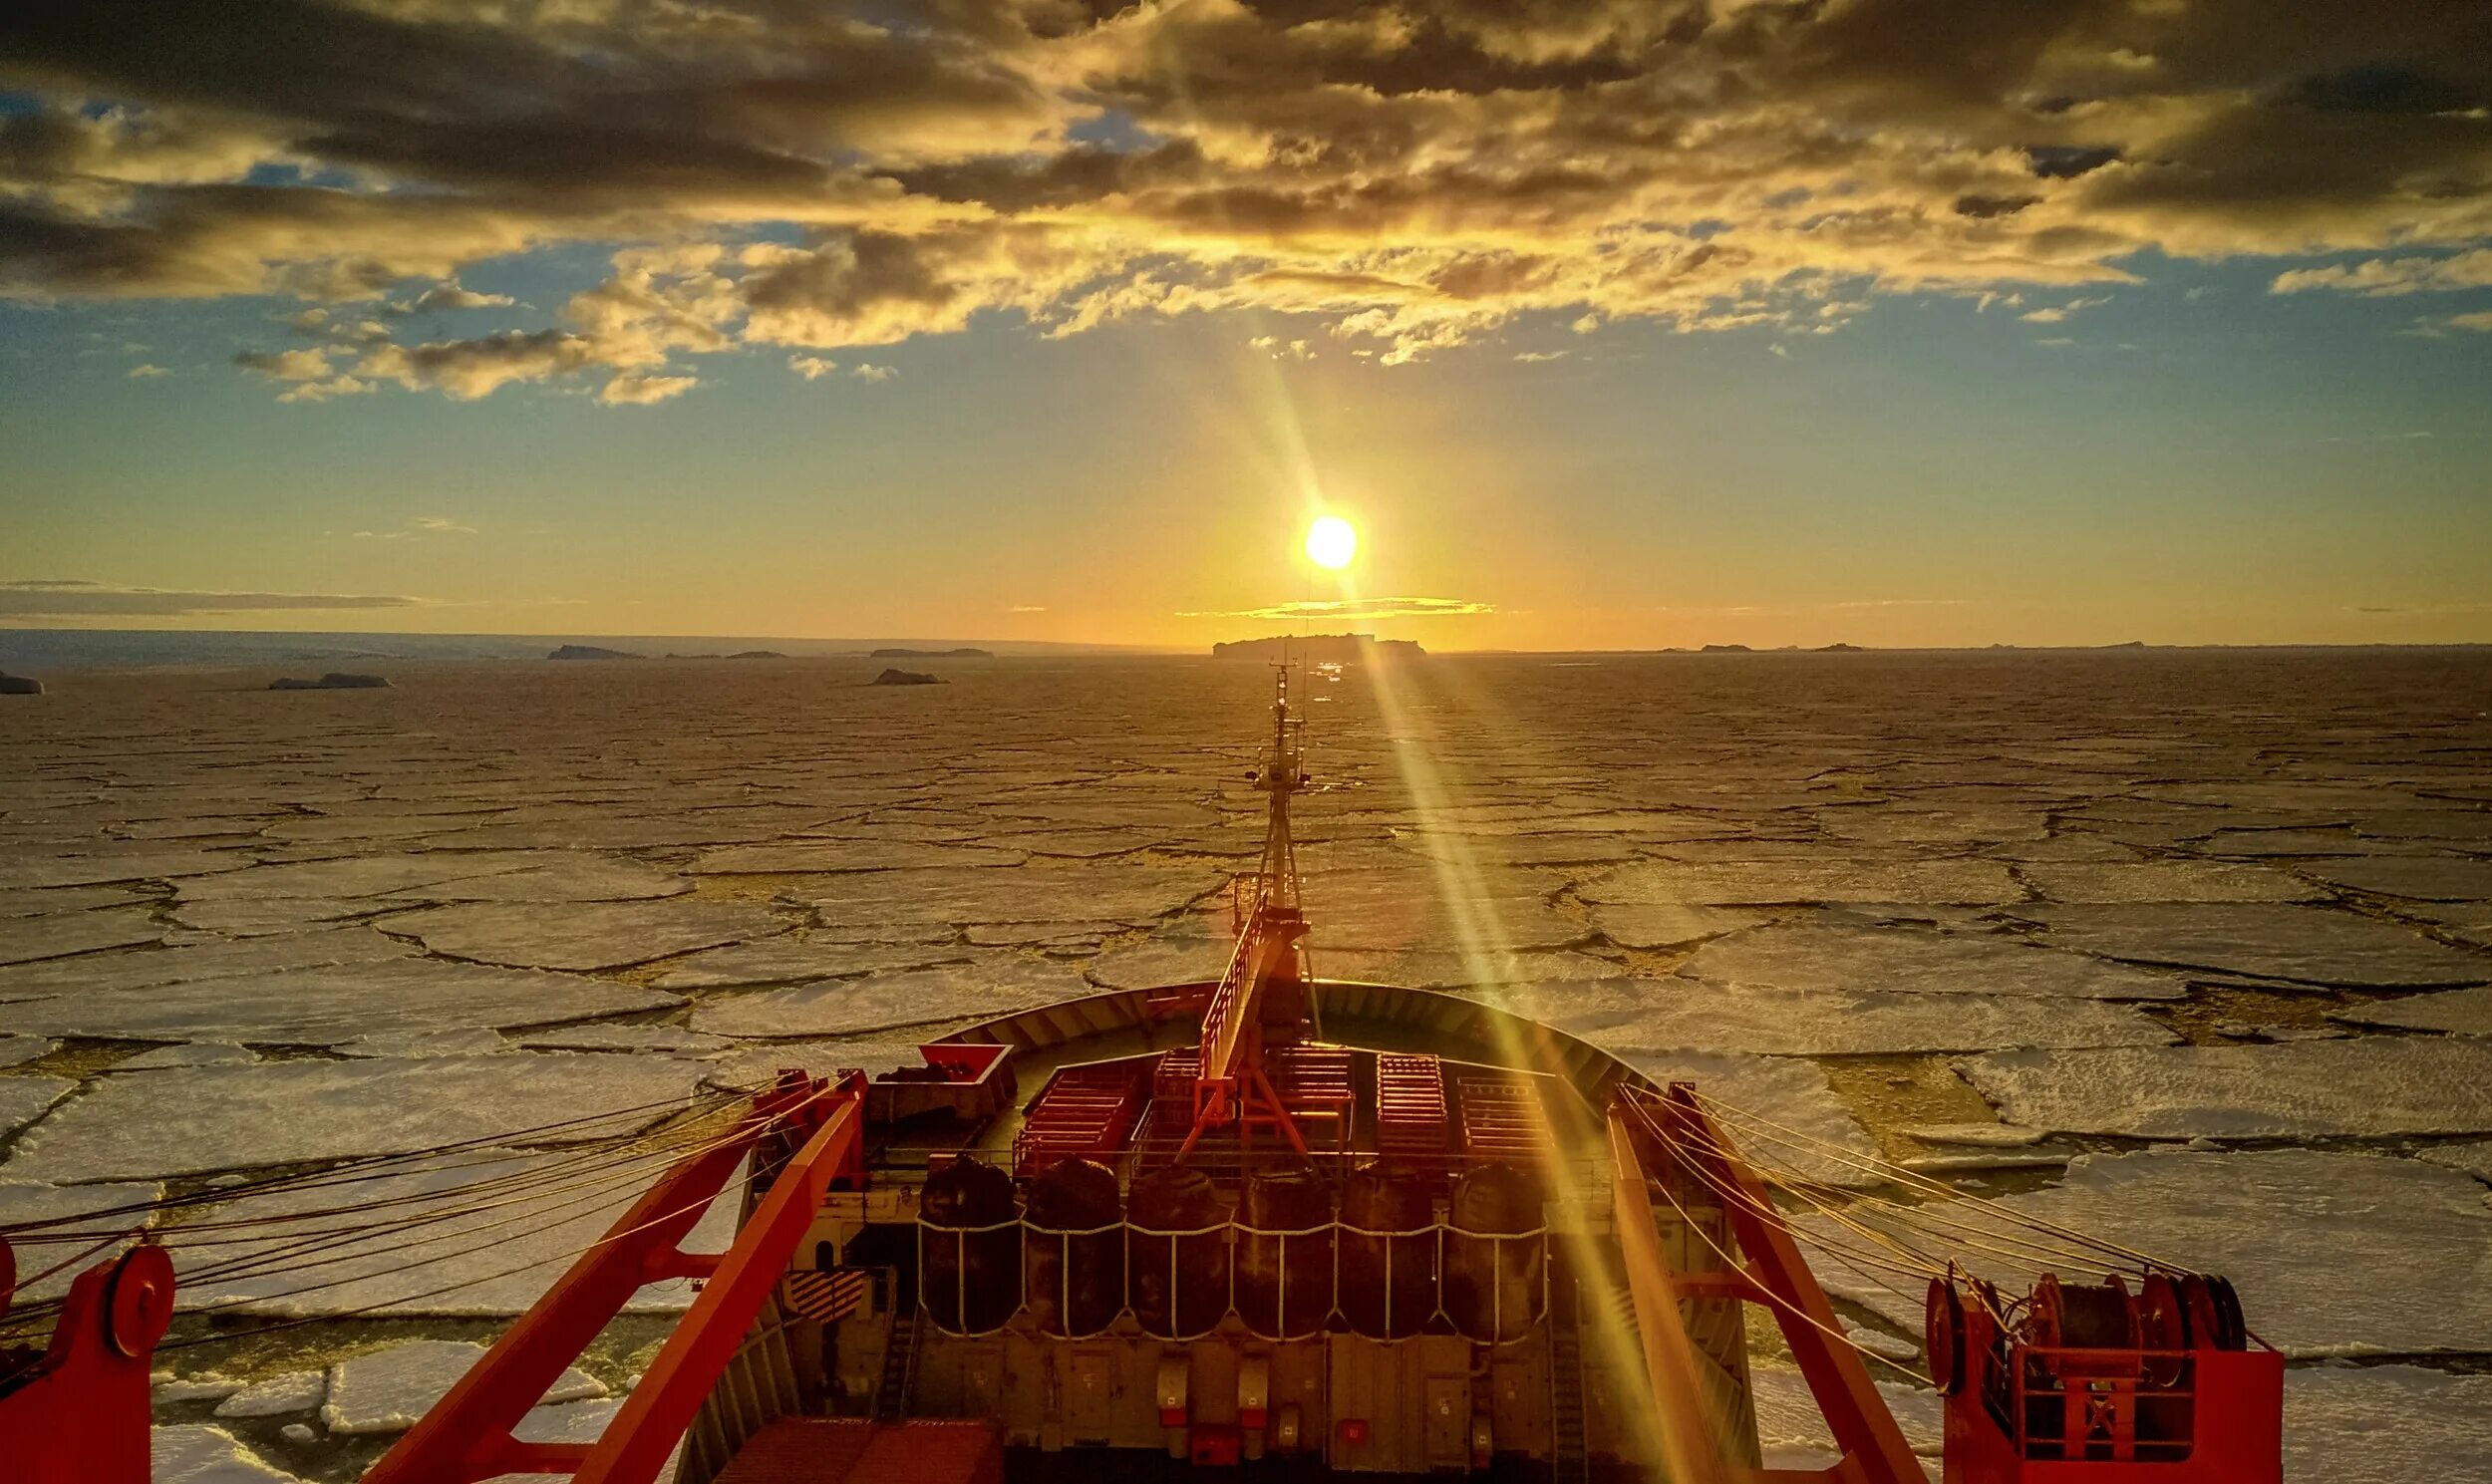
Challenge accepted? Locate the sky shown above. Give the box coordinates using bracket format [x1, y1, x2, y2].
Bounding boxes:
[3, 1, 2490, 652]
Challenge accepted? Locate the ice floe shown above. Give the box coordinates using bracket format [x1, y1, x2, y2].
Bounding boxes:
[692, 841, 1026, 873]
[0, 926, 413, 1005]
[1750, 1365, 1942, 1457]
[806, 863, 1225, 928]
[1583, 902, 1773, 949]
[2014, 861, 2319, 903]
[1806, 1150, 2492, 1357]
[1959, 1039, 2492, 1138]
[155, 1424, 303, 1482]
[173, 1147, 737, 1317]
[1675, 924, 2188, 1000]
[390, 900, 788, 971]
[4, 1054, 709, 1182]
[1548, 982, 2173, 1057]
[2302, 855, 2492, 902]
[695, 960, 1091, 1039]
[2009, 903, 2491, 987]
[2282, 1364, 2492, 1484]
[0, 907, 167, 966]
[648, 937, 970, 990]
[213, 1371, 326, 1418]
[322, 1339, 604, 1434]
[0, 1178, 163, 1300]
[0, 1076, 74, 1139]
[1582, 858, 2019, 908]
[0, 957, 674, 1045]
[0, 1033, 55, 1068]
[2331, 985, 2492, 1036]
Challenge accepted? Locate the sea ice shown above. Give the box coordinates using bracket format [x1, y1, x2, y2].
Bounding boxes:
[648, 937, 970, 990]
[0, 957, 676, 1045]
[511, 1396, 625, 1443]
[213, 1371, 325, 1418]
[515, 1024, 734, 1055]
[154, 1425, 303, 1483]
[2007, 903, 2491, 987]
[1900, 1123, 2045, 1148]
[1958, 1039, 2492, 1138]
[0, 848, 252, 890]
[805, 863, 1225, 928]
[692, 841, 1026, 873]
[703, 1037, 970, 1089]
[2013, 861, 2319, 903]
[0, 1178, 163, 1301]
[1806, 1150, 2492, 1357]
[1560, 982, 2171, 1057]
[2413, 1140, 2492, 1183]
[390, 900, 789, 971]
[2330, 985, 2492, 1036]
[0, 1033, 54, 1068]
[1581, 858, 2019, 908]
[1084, 935, 1232, 990]
[1298, 870, 1582, 952]
[2301, 855, 2492, 902]
[695, 961, 1091, 1039]
[1583, 902, 1773, 949]
[323, 1339, 604, 1434]
[116, 1042, 256, 1068]
[169, 897, 386, 937]
[0, 1076, 74, 1139]
[0, 925, 413, 1005]
[2282, 1365, 2492, 1484]
[174, 1147, 738, 1317]
[0, 907, 166, 966]
[1749, 1365, 1942, 1457]
[388, 856, 693, 903]
[175, 852, 538, 902]
[3, 1054, 709, 1182]
[1313, 948, 1628, 990]
[0, 884, 154, 917]
[1674, 924, 2188, 1000]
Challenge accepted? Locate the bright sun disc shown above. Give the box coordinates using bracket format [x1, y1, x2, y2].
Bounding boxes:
[1306, 515, 1358, 570]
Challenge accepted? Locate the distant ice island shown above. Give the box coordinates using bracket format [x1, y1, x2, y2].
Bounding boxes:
[1212, 633, 1423, 662]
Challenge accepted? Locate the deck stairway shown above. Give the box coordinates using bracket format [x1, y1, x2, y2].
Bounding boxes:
[871, 1308, 920, 1422]
[1547, 1258, 1593, 1484]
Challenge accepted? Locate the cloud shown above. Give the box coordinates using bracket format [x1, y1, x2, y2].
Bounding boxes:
[402, 280, 515, 314]
[2271, 249, 2492, 297]
[848, 362, 895, 382]
[0, 579, 417, 616]
[126, 362, 168, 378]
[788, 354, 837, 381]
[349, 515, 474, 539]
[2019, 297, 2110, 323]
[2450, 310, 2492, 333]
[4, 0, 2490, 384]
[599, 371, 698, 405]
[1513, 350, 1568, 363]
[1180, 597, 1496, 621]
[1008, 604, 1047, 614]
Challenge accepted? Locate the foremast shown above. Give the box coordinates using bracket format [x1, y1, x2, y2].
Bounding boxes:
[1177, 662, 1316, 1157]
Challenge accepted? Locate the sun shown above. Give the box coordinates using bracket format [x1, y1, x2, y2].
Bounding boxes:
[1305, 514, 1358, 570]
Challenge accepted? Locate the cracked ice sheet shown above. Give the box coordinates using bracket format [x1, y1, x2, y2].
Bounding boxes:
[2013, 861, 2320, 903]
[378, 855, 693, 903]
[0, 1179, 163, 1302]
[691, 840, 1027, 873]
[323, 1339, 604, 1434]
[1298, 870, 1582, 952]
[0, 1076, 75, 1138]
[1750, 1365, 1942, 1457]
[805, 863, 1227, 928]
[2283, 1365, 2492, 1484]
[2332, 985, 2492, 1036]
[0, 848, 253, 889]
[0, 924, 414, 1005]
[2, 1054, 711, 1183]
[2007, 903, 2491, 987]
[694, 960, 1093, 1039]
[1581, 858, 2020, 907]
[2300, 855, 2492, 902]
[1674, 924, 2187, 1000]
[1502, 981, 2173, 1057]
[1809, 1151, 2492, 1358]
[0, 885, 155, 917]
[174, 851, 542, 902]
[174, 1148, 738, 1317]
[1957, 1039, 2492, 1138]
[0, 956, 676, 1044]
[1608, 1050, 1882, 1189]
[1313, 948, 1627, 989]
[648, 937, 971, 990]
[155, 1425, 304, 1483]
[390, 899, 788, 971]
[0, 907, 166, 965]
[0, 1033, 54, 1067]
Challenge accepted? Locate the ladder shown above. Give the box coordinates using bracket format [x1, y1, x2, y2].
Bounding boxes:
[1549, 1264, 1592, 1484]
[872, 1307, 921, 1422]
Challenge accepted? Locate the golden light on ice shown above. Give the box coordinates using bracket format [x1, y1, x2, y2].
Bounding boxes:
[1305, 514, 1358, 570]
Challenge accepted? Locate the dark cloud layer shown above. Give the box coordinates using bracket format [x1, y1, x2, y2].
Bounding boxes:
[4, 0, 2487, 399]
[0, 580, 417, 616]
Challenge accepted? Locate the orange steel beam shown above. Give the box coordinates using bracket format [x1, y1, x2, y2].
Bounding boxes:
[365, 1073, 858, 1484]
[1656, 1085, 1921, 1484]
[1607, 1106, 1738, 1484]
